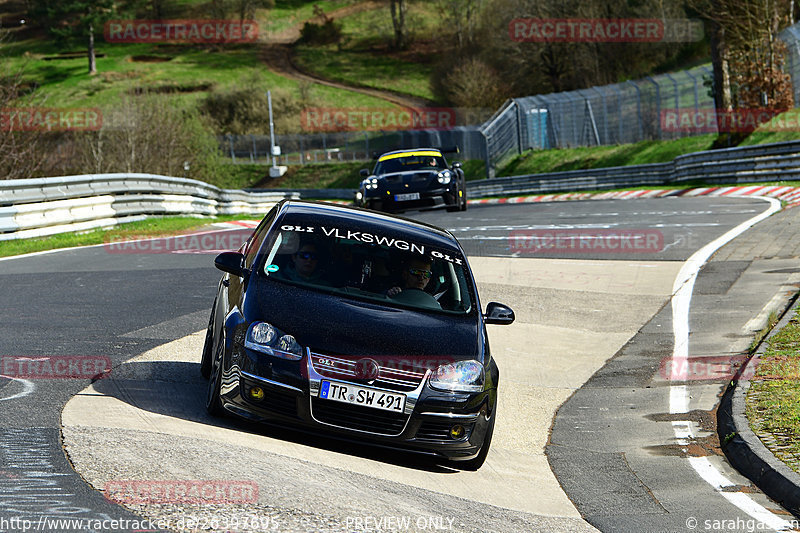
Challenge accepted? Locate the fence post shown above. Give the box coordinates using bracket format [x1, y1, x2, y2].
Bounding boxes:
[478, 127, 491, 179]
[227, 134, 236, 164]
[592, 86, 608, 144]
[627, 81, 644, 140]
[300, 136, 305, 165]
[686, 68, 700, 115]
[645, 76, 661, 140]
[514, 99, 524, 156]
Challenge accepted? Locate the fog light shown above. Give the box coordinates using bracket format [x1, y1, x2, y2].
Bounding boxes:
[249, 387, 264, 401]
[449, 425, 465, 439]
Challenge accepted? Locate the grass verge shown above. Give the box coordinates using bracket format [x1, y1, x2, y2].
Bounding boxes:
[0, 215, 248, 258]
[499, 135, 718, 176]
[292, 3, 441, 102]
[746, 303, 800, 475]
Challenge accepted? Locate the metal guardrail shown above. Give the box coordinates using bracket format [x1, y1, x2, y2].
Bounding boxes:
[0, 173, 298, 241]
[466, 140, 800, 197]
[3, 139, 800, 240]
[468, 162, 674, 197]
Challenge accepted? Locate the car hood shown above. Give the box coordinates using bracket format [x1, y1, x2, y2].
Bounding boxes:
[245, 278, 480, 361]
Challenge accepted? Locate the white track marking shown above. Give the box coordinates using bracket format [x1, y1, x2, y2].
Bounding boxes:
[0, 375, 35, 401]
[668, 197, 795, 531]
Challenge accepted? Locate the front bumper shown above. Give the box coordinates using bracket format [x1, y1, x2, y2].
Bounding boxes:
[218, 346, 494, 460]
[363, 185, 459, 212]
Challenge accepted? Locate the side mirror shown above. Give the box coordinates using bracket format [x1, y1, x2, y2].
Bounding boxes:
[451, 161, 462, 169]
[359, 169, 369, 178]
[484, 302, 515, 325]
[215, 251, 248, 277]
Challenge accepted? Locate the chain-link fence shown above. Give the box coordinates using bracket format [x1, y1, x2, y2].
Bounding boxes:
[479, 64, 716, 175]
[780, 24, 800, 106]
[521, 66, 715, 147]
[222, 128, 488, 168]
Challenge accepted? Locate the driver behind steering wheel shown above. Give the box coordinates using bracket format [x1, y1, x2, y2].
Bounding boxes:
[386, 257, 432, 297]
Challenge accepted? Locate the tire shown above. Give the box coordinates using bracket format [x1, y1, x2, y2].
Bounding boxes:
[205, 330, 225, 417]
[199, 306, 215, 379]
[456, 411, 495, 471]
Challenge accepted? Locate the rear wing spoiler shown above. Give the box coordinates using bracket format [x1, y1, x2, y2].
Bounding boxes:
[370, 146, 460, 160]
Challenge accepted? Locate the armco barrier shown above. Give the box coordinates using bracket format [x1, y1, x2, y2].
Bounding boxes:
[3, 139, 800, 240]
[467, 139, 800, 197]
[0, 173, 298, 241]
[467, 161, 674, 197]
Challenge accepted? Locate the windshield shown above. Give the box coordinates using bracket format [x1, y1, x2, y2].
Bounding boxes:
[259, 225, 473, 314]
[373, 154, 446, 175]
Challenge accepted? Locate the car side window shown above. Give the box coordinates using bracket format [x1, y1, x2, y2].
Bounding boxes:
[244, 205, 278, 268]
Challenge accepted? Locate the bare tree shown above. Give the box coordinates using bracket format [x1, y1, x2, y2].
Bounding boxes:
[0, 35, 48, 180]
[75, 93, 224, 182]
[692, 0, 793, 110]
[434, 0, 486, 49]
[389, 0, 408, 50]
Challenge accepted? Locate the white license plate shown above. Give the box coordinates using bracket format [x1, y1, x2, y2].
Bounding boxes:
[318, 380, 406, 412]
[394, 192, 420, 201]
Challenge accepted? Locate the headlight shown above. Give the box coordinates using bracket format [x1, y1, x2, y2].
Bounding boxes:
[437, 170, 452, 184]
[365, 177, 379, 190]
[429, 360, 484, 392]
[244, 322, 304, 360]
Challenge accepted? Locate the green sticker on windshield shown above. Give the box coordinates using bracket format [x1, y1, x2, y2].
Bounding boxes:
[266, 264, 279, 273]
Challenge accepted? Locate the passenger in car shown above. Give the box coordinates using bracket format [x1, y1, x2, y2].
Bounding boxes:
[386, 257, 433, 297]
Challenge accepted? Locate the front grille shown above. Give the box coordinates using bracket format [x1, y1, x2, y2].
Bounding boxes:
[311, 398, 408, 436]
[416, 421, 473, 441]
[310, 353, 427, 392]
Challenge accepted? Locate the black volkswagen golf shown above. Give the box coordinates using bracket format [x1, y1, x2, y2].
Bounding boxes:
[201, 200, 514, 469]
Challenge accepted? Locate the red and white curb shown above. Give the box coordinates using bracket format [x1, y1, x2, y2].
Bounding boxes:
[210, 220, 260, 229]
[468, 185, 800, 209]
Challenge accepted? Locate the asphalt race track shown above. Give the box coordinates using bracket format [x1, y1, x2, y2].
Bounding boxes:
[2, 196, 799, 533]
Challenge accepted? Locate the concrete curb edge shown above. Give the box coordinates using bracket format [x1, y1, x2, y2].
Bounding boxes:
[718, 294, 800, 519]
